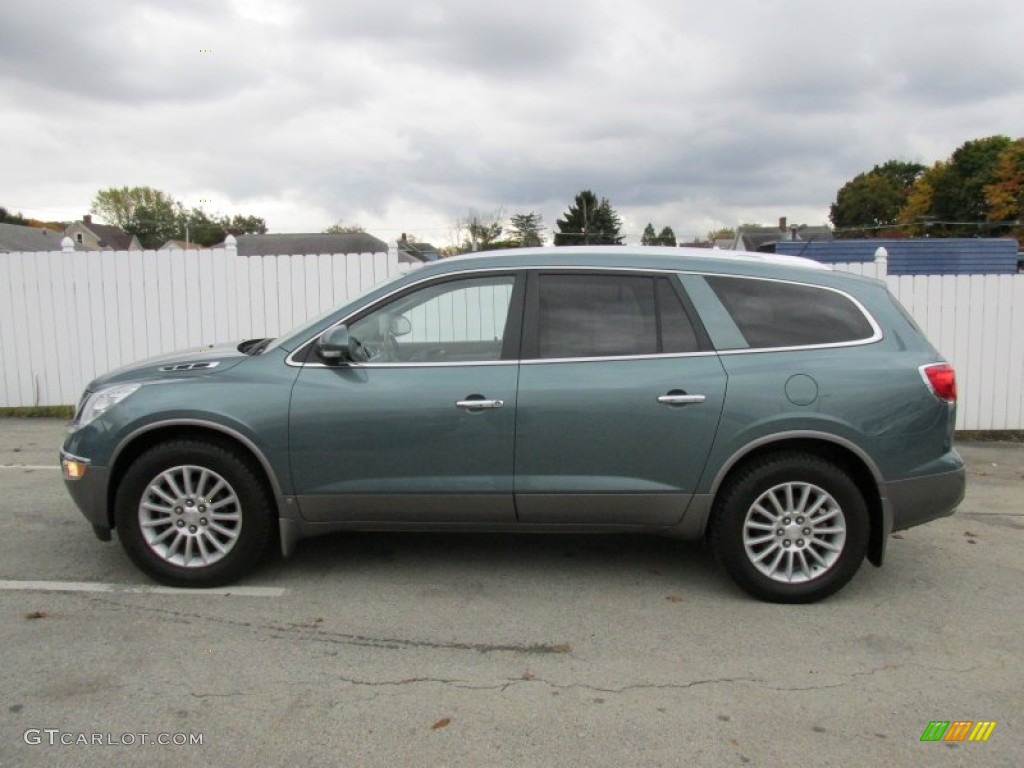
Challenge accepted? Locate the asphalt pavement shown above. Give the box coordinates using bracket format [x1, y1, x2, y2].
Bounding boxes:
[0, 419, 1021, 767]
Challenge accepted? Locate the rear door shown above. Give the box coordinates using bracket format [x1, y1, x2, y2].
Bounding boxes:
[513, 270, 727, 525]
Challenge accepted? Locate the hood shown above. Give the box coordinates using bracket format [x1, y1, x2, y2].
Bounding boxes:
[86, 339, 259, 389]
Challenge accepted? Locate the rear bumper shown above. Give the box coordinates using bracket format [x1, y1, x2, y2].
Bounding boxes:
[885, 466, 967, 532]
[61, 450, 112, 539]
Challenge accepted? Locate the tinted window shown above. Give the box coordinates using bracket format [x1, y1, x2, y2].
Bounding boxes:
[538, 275, 657, 358]
[657, 278, 700, 353]
[536, 274, 701, 359]
[705, 276, 875, 349]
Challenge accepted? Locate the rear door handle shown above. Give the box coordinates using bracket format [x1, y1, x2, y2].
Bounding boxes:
[456, 397, 504, 410]
[657, 392, 706, 406]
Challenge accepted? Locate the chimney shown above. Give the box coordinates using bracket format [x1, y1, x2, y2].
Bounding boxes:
[778, 216, 787, 232]
[83, 214, 92, 225]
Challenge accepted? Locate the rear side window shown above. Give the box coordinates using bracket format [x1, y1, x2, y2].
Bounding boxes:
[704, 276, 876, 349]
[536, 274, 701, 359]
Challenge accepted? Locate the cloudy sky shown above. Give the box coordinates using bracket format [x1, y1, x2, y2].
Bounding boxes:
[2, 0, 1022, 246]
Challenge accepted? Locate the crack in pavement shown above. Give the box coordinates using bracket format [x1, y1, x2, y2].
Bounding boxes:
[86, 595, 571, 656]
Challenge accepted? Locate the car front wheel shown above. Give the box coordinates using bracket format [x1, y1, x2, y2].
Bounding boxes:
[710, 452, 869, 603]
[114, 439, 273, 587]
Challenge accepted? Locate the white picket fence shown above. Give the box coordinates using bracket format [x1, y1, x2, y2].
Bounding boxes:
[0, 248, 1022, 430]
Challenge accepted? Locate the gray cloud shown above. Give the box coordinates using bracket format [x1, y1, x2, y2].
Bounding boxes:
[2, 0, 1023, 243]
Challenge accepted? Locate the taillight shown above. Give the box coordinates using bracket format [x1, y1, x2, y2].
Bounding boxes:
[920, 363, 957, 403]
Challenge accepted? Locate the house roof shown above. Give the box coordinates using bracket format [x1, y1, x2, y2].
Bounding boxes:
[397, 239, 440, 262]
[159, 239, 207, 251]
[733, 225, 834, 252]
[218, 233, 388, 256]
[0, 222, 69, 252]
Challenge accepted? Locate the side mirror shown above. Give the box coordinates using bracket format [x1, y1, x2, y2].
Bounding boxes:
[317, 325, 359, 363]
[389, 314, 412, 337]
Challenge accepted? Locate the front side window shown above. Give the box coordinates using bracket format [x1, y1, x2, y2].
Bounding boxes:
[347, 275, 516, 363]
[535, 273, 700, 359]
[705, 275, 876, 349]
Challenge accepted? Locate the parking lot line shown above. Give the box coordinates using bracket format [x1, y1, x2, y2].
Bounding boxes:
[0, 465, 60, 469]
[0, 579, 285, 597]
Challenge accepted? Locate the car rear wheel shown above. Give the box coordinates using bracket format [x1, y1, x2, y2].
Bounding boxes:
[710, 452, 868, 603]
[114, 440, 273, 587]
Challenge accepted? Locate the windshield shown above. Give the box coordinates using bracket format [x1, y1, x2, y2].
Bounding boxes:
[263, 270, 414, 353]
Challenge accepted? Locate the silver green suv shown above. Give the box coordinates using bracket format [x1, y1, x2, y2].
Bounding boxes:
[61, 247, 965, 602]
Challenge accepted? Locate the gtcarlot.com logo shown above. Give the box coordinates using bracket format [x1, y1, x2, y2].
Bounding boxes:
[920, 721, 997, 742]
[23, 729, 203, 746]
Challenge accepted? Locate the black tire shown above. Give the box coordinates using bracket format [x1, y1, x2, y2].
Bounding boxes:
[114, 439, 274, 587]
[709, 452, 868, 603]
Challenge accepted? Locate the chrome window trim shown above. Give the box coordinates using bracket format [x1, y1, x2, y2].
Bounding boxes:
[285, 264, 883, 367]
[692, 272, 884, 352]
[521, 351, 718, 365]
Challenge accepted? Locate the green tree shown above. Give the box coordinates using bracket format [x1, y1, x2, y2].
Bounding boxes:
[554, 190, 623, 246]
[657, 226, 677, 246]
[508, 212, 545, 247]
[641, 222, 658, 245]
[456, 209, 505, 252]
[830, 160, 925, 236]
[930, 136, 1012, 228]
[0, 206, 28, 225]
[221, 214, 267, 236]
[324, 221, 366, 234]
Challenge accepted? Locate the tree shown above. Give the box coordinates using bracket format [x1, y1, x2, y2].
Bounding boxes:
[455, 209, 505, 252]
[91, 187, 179, 232]
[324, 221, 366, 234]
[984, 138, 1024, 244]
[641, 223, 657, 245]
[657, 226, 677, 246]
[222, 214, 267, 236]
[90, 187, 267, 248]
[930, 135, 1012, 229]
[554, 190, 623, 246]
[0, 206, 28, 225]
[508, 212, 545, 247]
[898, 162, 947, 235]
[706, 227, 736, 243]
[829, 160, 925, 237]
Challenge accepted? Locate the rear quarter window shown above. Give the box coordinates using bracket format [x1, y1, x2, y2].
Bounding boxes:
[704, 275, 877, 349]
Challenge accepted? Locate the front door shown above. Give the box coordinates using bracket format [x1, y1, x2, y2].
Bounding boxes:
[288, 272, 522, 523]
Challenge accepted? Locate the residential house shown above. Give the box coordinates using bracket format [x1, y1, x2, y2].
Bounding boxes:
[158, 239, 207, 251]
[723, 217, 834, 253]
[397, 233, 440, 262]
[64, 215, 142, 251]
[213, 232, 390, 257]
[0, 222, 71, 253]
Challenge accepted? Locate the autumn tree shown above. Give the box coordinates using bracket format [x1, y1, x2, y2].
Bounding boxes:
[554, 190, 623, 246]
[830, 160, 925, 237]
[930, 136, 1012, 228]
[984, 138, 1024, 244]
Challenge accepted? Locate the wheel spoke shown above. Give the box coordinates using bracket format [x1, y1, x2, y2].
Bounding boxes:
[743, 480, 847, 585]
[138, 463, 242, 569]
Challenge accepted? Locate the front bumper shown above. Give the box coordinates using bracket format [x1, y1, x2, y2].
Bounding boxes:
[61, 450, 112, 540]
[885, 465, 967, 532]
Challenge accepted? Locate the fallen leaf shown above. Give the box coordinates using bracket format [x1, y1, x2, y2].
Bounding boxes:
[552, 643, 572, 654]
[24, 611, 46, 620]
[730, 739, 739, 747]
[522, 671, 535, 681]
[431, 718, 451, 731]
[665, 595, 684, 603]
[967, 540, 977, 545]
[963, 531, 978, 537]
[891, 534, 903, 539]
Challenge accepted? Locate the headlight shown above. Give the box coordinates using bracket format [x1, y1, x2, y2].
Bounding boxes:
[75, 383, 142, 428]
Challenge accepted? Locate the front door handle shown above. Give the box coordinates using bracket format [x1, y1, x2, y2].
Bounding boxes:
[456, 397, 504, 410]
[657, 391, 706, 406]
